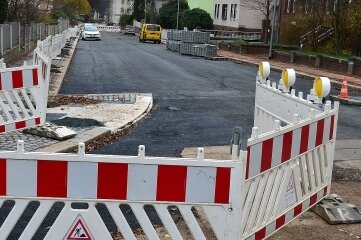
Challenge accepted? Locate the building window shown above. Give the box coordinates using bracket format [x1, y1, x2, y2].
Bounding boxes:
[214, 4, 220, 19]
[121, 7, 125, 14]
[221, 4, 228, 20]
[121, 0, 125, 4]
[230, 4, 237, 20]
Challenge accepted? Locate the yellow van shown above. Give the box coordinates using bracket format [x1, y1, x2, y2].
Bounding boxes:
[139, 24, 162, 44]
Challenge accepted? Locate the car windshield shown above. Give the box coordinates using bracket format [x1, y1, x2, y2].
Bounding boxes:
[85, 26, 98, 32]
[146, 25, 160, 31]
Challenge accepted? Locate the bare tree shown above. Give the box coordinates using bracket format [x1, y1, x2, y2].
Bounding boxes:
[239, 0, 272, 43]
[7, 0, 40, 23]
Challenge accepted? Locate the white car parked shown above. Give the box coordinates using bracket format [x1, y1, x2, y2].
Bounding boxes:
[82, 25, 101, 41]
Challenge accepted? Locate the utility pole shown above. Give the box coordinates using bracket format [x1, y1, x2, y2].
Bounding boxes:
[144, 0, 147, 23]
[176, 0, 180, 29]
[268, 0, 277, 59]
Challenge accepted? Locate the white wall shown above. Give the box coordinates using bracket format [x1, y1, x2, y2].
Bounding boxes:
[110, 0, 134, 24]
[213, 0, 263, 30]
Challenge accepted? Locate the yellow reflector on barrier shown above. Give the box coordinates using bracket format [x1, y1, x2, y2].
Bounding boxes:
[281, 69, 296, 87]
[313, 77, 331, 98]
[259, 62, 270, 79]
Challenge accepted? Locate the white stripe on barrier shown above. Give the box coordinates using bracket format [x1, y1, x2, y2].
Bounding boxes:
[7, 159, 37, 197]
[186, 166, 216, 203]
[128, 164, 158, 201]
[68, 162, 98, 198]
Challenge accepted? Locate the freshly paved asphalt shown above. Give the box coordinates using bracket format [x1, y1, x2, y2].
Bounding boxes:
[61, 32, 361, 157]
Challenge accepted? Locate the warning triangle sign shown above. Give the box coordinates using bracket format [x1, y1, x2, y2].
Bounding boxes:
[66, 216, 93, 240]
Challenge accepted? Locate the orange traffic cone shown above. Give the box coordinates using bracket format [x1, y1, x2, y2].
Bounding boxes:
[339, 80, 350, 99]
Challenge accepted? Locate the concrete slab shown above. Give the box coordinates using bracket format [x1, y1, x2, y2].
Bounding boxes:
[336, 139, 361, 149]
[35, 127, 110, 153]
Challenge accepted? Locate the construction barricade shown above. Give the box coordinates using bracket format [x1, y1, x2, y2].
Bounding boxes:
[0, 62, 339, 239]
[0, 59, 48, 133]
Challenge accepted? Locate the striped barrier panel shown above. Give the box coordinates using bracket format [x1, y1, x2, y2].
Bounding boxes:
[50, 34, 62, 59]
[0, 142, 244, 240]
[240, 75, 339, 239]
[37, 36, 52, 58]
[96, 25, 121, 32]
[0, 62, 47, 133]
[33, 48, 51, 108]
[0, 63, 339, 239]
[254, 80, 325, 134]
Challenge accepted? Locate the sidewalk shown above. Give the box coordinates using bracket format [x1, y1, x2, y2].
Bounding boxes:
[219, 50, 361, 91]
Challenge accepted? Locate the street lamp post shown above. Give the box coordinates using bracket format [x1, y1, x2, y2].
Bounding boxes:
[176, 0, 180, 29]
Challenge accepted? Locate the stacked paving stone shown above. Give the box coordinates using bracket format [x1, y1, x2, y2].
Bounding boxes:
[166, 29, 217, 57]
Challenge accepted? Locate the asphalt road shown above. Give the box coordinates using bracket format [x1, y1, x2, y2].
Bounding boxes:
[61, 32, 361, 157]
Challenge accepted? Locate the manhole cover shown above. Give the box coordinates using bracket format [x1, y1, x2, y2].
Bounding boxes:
[168, 106, 182, 111]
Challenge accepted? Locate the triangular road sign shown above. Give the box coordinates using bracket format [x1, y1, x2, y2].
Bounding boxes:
[66, 215, 93, 240]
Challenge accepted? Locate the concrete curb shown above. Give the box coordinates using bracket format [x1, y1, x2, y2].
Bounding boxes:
[221, 55, 361, 92]
[35, 96, 154, 153]
[49, 35, 80, 96]
[330, 95, 361, 106]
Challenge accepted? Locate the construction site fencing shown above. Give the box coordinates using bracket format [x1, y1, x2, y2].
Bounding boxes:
[0, 63, 340, 239]
[0, 25, 78, 134]
[95, 24, 121, 32]
[0, 19, 70, 57]
[0, 53, 50, 133]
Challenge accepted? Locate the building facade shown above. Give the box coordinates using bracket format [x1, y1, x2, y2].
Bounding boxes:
[109, 0, 134, 24]
[213, 0, 263, 31]
[187, 0, 213, 16]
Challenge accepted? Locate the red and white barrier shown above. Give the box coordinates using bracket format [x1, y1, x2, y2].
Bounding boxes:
[0, 63, 339, 239]
[0, 60, 48, 133]
[1, 155, 232, 204]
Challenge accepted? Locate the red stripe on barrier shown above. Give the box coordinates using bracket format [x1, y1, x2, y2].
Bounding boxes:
[294, 203, 303, 217]
[0, 159, 6, 195]
[261, 139, 273, 172]
[281, 131, 293, 162]
[32, 69, 38, 86]
[315, 119, 325, 146]
[12, 70, 23, 88]
[276, 214, 286, 229]
[329, 115, 335, 140]
[324, 186, 328, 196]
[15, 121, 26, 129]
[156, 165, 187, 202]
[0, 125, 5, 133]
[214, 167, 231, 204]
[97, 163, 128, 200]
[299, 125, 310, 154]
[255, 227, 266, 240]
[246, 146, 250, 179]
[37, 160, 67, 197]
[310, 193, 318, 206]
[35, 117, 41, 125]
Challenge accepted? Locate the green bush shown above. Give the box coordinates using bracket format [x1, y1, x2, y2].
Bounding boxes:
[158, 0, 189, 29]
[180, 8, 213, 30]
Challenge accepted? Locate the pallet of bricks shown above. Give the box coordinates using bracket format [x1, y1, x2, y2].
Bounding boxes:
[166, 29, 217, 58]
